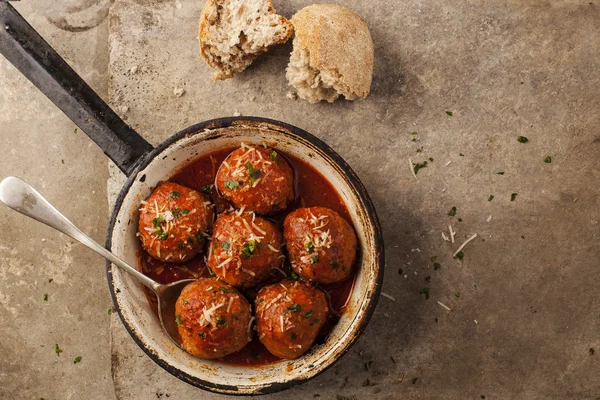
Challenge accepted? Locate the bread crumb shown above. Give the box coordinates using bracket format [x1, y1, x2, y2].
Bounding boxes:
[118, 105, 129, 114]
[173, 87, 185, 97]
[233, 111, 241, 117]
[286, 91, 297, 100]
[129, 65, 138, 74]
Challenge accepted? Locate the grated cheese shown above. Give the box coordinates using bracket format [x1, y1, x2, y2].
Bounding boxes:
[442, 232, 450, 241]
[216, 257, 234, 269]
[448, 225, 456, 243]
[486, 215, 492, 223]
[267, 244, 280, 253]
[247, 317, 255, 333]
[409, 157, 417, 180]
[252, 222, 266, 235]
[453, 233, 478, 258]
[437, 301, 451, 311]
[226, 296, 234, 313]
[445, 160, 452, 166]
[381, 292, 396, 301]
[279, 315, 284, 332]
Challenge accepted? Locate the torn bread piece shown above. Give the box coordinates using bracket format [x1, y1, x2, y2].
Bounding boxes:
[286, 4, 374, 103]
[199, 0, 294, 80]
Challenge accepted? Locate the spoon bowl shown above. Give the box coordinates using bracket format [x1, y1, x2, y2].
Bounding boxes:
[0, 176, 191, 349]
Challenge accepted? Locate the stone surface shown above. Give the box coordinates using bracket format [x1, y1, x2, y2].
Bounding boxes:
[1, 0, 599, 399]
[107, 0, 600, 398]
[0, 1, 116, 399]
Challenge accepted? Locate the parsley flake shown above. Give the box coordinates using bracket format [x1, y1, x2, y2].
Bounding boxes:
[288, 304, 301, 312]
[246, 162, 261, 184]
[544, 156, 552, 163]
[152, 215, 164, 228]
[455, 291, 461, 298]
[241, 240, 257, 258]
[201, 184, 214, 195]
[511, 193, 518, 201]
[270, 151, 278, 161]
[446, 111, 453, 116]
[420, 288, 430, 300]
[329, 261, 339, 268]
[220, 287, 230, 294]
[448, 206, 457, 216]
[55, 343, 63, 356]
[304, 311, 313, 319]
[413, 161, 428, 175]
[455, 251, 464, 260]
[217, 316, 227, 326]
[290, 332, 297, 340]
[488, 195, 494, 202]
[410, 131, 418, 135]
[288, 270, 299, 280]
[304, 241, 314, 253]
[310, 255, 320, 264]
[496, 171, 505, 175]
[198, 332, 206, 339]
[175, 315, 182, 326]
[43, 294, 48, 301]
[222, 241, 231, 251]
[517, 136, 529, 143]
[224, 181, 239, 190]
[73, 356, 82, 364]
[434, 262, 441, 270]
[169, 191, 180, 198]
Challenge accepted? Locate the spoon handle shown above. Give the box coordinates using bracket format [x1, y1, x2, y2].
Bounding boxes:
[0, 176, 160, 293]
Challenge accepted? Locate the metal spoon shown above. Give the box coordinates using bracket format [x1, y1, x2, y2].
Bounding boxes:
[0, 176, 193, 348]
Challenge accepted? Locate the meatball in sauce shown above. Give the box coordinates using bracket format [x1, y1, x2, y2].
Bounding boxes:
[255, 281, 328, 359]
[207, 210, 284, 288]
[138, 182, 213, 262]
[175, 278, 253, 359]
[216, 144, 294, 215]
[284, 207, 357, 284]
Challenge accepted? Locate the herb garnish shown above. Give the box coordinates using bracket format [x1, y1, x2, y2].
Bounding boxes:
[73, 356, 82, 364]
[304, 311, 313, 319]
[448, 207, 457, 216]
[420, 288, 430, 300]
[241, 240, 257, 258]
[303, 241, 314, 253]
[511, 193, 518, 201]
[398, 267, 404, 275]
[156, 230, 169, 240]
[288, 304, 301, 312]
[288, 270, 299, 280]
[329, 261, 339, 268]
[224, 181, 239, 190]
[434, 262, 441, 270]
[220, 287, 231, 294]
[517, 136, 529, 143]
[181, 299, 189, 305]
[455, 291, 461, 298]
[246, 162, 261, 184]
[221, 241, 231, 251]
[488, 195, 494, 202]
[152, 215, 164, 228]
[290, 332, 297, 340]
[446, 111, 453, 116]
[455, 251, 464, 260]
[196, 232, 206, 243]
[43, 294, 48, 301]
[310, 255, 320, 264]
[413, 161, 428, 175]
[169, 191, 180, 198]
[175, 315, 182, 326]
[496, 171, 505, 175]
[544, 156, 552, 163]
[270, 151, 278, 161]
[201, 184, 214, 195]
[55, 344, 63, 356]
[217, 316, 227, 326]
[198, 332, 206, 339]
[411, 131, 418, 135]
[425, 276, 431, 282]
[430, 256, 437, 262]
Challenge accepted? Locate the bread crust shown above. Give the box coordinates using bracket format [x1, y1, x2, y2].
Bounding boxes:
[290, 4, 374, 98]
[198, 0, 293, 80]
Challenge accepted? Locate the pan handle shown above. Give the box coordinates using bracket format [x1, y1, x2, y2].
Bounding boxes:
[0, 3, 154, 176]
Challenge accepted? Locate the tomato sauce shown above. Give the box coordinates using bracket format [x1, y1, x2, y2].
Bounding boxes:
[139, 147, 356, 366]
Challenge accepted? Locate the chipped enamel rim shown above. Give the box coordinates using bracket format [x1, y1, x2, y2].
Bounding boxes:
[106, 117, 384, 395]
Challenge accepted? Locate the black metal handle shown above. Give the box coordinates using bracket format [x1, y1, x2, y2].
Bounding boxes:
[0, 3, 153, 176]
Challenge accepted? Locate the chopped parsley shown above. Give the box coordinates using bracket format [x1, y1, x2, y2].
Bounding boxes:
[246, 162, 261, 184]
[458, 218, 463, 222]
[412, 377, 419, 384]
[544, 156, 552, 163]
[290, 332, 297, 340]
[175, 315, 182, 326]
[241, 240, 257, 258]
[157, 230, 169, 240]
[416, 147, 423, 153]
[446, 111, 453, 116]
[287, 270, 299, 280]
[181, 299, 189, 305]
[55, 343, 63, 356]
[448, 206, 457, 216]
[216, 316, 227, 326]
[288, 304, 301, 312]
[152, 215, 164, 228]
[425, 276, 431, 282]
[201, 184, 214, 195]
[73, 356, 82, 364]
[398, 267, 404, 275]
[271, 203, 281, 210]
[413, 161, 428, 175]
[196, 231, 206, 243]
[169, 191, 180, 198]
[304, 311, 313, 319]
[511, 193, 518, 201]
[310, 255, 320, 264]
[270, 151, 278, 161]
[410, 131, 418, 135]
[303, 241, 314, 253]
[455, 291, 461, 298]
[107, 308, 114, 315]
[43, 294, 48, 301]
[488, 195, 494, 202]
[213, 241, 219, 249]
[430, 256, 437, 262]
[224, 181, 239, 190]
[433, 262, 441, 270]
[178, 242, 185, 249]
[455, 251, 464, 260]
[496, 171, 505, 175]
[412, 138, 418, 142]
[419, 288, 430, 300]
[329, 261, 339, 268]
[172, 208, 189, 218]
[220, 287, 230, 294]
[198, 332, 206, 339]
[222, 241, 231, 251]
[517, 136, 529, 143]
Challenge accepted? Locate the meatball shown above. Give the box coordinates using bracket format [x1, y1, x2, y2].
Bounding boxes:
[284, 207, 357, 284]
[208, 210, 284, 287]
[216, 144, 294, 214]
[138, 182, 213, 262]
[255, 280, 328, 359]
[175, 277, 253, 359]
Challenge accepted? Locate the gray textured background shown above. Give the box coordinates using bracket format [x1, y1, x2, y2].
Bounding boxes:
[1, 0, 599, 399]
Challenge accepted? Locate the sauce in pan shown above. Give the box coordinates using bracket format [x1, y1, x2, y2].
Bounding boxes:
[139, 147, 356, 366]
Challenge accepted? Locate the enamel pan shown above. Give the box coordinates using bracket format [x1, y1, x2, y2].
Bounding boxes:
[0, 3, 384, 395]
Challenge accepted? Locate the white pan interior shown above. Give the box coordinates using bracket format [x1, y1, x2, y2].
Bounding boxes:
[108, 122, 380, 394]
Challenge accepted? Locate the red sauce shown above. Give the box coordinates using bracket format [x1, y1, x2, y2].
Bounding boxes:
[139, 147, 356, 366]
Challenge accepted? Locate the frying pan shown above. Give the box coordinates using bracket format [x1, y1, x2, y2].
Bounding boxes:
[0, 3, 384, 395]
